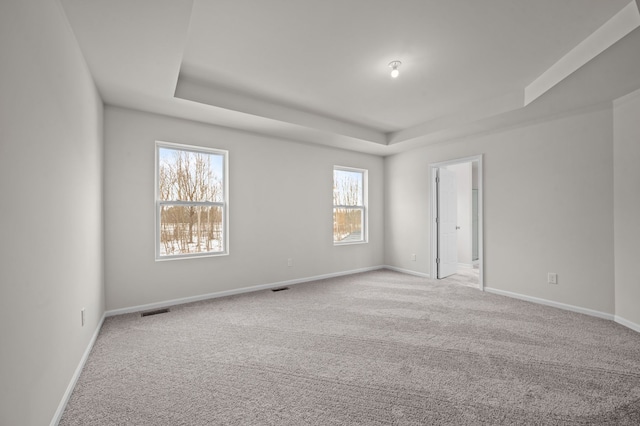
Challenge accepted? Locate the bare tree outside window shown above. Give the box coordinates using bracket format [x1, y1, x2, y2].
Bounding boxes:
[333, 167, 366, 243]
[157, 143, 227, 258]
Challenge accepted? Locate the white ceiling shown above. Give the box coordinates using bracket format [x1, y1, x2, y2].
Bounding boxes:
[60, 0, 640, 156]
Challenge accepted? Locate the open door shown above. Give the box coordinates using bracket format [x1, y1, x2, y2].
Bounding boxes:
[437, 168, 458, 278]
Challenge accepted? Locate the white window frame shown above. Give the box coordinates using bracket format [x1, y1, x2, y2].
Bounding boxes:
[333, 166, 368, 245]
[155, 141, 229, 261]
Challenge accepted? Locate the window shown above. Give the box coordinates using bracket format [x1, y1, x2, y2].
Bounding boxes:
[155, 142, 228, 260]
[333, 166, 367, 244]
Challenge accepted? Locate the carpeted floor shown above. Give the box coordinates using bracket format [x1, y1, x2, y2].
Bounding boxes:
[440, 266, 480, 289]
[60, 270, 640, 425]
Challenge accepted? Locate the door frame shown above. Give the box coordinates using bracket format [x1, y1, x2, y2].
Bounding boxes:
[429, 155, 484, 290]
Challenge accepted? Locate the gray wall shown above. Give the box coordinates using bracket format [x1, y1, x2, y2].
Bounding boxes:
[104, 107, 384, 311]
[385, 107, 615, 315]
[0, 1, 104, 425]
[614, 89, 640, 327]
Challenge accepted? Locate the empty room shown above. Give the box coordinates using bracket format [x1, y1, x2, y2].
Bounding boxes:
[2, 0, 640, 424]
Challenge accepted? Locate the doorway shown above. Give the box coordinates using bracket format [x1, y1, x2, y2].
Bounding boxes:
[429, 155, 483, 290]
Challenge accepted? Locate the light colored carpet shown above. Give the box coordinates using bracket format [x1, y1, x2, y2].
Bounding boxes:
[440, 266, 479, 289]
[60, 270, 640, 425]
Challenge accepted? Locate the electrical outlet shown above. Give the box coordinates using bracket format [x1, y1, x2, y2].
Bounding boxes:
[81, 308, 85, 326]
[287, 258, 293, 267]
[411, 254, 417, 261]
[548, 273, 558, 285]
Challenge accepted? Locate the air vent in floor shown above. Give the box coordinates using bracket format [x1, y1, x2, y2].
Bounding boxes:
[141, 308, 170, 317]
[271, 287, 289, 292]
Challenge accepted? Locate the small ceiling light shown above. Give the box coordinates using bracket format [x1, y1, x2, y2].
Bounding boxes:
[388, 60, 401, 78]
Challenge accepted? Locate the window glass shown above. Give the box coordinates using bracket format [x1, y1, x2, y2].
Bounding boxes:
[156, 143, 228, 259]
[333, 167, 367, 244]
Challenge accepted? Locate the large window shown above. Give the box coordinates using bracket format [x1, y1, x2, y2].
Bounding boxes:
[156, 142, 228, 260]
[333, 166, 367, 244]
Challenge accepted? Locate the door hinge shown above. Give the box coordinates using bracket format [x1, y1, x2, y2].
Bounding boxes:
[436, 258, 440, 264]
[436, 176, 440, 183]
[436, 217, 439, 223]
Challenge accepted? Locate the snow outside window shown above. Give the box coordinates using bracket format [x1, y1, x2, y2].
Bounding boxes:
[333, 166, 367, 244]
[155, 142, 228, 260]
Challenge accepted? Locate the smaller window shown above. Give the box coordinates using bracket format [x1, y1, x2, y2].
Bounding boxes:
[333, 166, 367, 244]
[155, 142, 228, 260]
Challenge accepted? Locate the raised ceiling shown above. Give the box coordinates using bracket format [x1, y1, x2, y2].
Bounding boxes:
[61, 0, 640, 155]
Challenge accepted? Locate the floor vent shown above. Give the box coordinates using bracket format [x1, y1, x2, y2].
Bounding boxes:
[272, 287, 289, 292]
[141, 308, 170, 317]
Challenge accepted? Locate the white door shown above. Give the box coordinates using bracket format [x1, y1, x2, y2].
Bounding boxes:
[437, 168, 458, 278]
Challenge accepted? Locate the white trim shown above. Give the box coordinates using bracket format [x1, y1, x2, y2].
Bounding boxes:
[105, 266, 385, 317]
[457, 263, 472, 269]
[484, 287, 614, 320]
[428, 155, 483, 169]
[50, 314, 106, 426]
[383, 265, 430, 278]
[615, 315, 640, 333]
[430, 167, 438, 279]
[333, 240, 368, 246]
[429, 155, 484, 290]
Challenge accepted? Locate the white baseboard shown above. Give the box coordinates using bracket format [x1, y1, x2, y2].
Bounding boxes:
[615, 315, 640, 333]
[105, 266, 386, 317]
[458, 263, 472, 269]
[484, 287, 614, 321]
[383, 265, 430, 278]
[50, 313, 105, 426]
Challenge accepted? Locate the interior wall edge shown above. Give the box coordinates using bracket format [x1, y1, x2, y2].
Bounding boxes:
[614, 315, 640, 333]
[49, 314, 106, 426]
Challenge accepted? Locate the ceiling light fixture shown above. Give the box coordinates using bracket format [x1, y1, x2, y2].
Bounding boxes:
[388, 60, 401, 78]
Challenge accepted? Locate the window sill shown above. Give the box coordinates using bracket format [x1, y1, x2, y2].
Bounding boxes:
[333, 241, 368, 246]
[155, 252, 229, 262]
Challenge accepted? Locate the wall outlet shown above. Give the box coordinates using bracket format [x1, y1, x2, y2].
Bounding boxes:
[548, 273, 558, 285]
[287, 258, 293, 267]
[81, 308, 85, 326]
[411, 254, 417, 261]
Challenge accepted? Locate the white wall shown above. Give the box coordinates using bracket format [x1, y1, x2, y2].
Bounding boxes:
[385, 106, 615, 315]
[447, 162, 472, 266]
[0, 1, 104, 425]
[104, 107, 384, 311]
[614, 88, 640, 328]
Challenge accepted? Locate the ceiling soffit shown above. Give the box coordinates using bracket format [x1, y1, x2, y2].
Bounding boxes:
[175, 1, 640, 149]
[60, 0, 640, 154]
